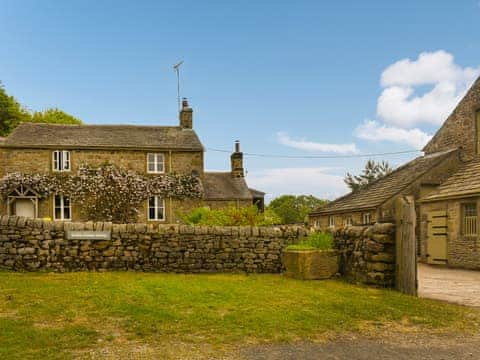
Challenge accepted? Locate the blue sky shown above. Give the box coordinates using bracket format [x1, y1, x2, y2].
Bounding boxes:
[1, 0, 480, 200]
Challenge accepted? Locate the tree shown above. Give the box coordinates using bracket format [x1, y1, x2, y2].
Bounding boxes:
[31, 108, 82, 125]
[0, 81, 83, 136]
[344, 160, 393, 192]
[267, 195, 329, 224]
[0, 82, 30, 136]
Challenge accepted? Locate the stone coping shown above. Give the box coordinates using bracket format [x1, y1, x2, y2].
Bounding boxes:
[0, 215, 309, 238]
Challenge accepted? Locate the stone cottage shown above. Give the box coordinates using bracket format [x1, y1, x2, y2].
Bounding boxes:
[310, 77, 480, 270]
[0, 99, 262, 223]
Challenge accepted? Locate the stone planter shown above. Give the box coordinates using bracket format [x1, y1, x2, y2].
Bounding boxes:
[282, 249, 339, 280]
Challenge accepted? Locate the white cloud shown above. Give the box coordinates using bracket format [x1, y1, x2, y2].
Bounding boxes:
[377, 50, 480, 127]
[355, 120, 432, 149]
[277, 132, 359, 154]
[246, 167, 349, 202]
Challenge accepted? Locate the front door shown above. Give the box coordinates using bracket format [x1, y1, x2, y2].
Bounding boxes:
[14, 199, 35, 218]
[427, 210, 448, 264]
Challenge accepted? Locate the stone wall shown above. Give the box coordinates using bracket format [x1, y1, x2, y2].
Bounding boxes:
[0, 148, 204, 177]
[0, 216, 308, 273]
[423, 77, 480, 160]
[331, 223, 396, 287]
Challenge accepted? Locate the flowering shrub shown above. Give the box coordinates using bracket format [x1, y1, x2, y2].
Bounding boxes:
[0, 164, 203, 223]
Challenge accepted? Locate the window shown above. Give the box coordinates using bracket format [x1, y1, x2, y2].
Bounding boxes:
[52, 151, 70, 172]
[345, 217, 353, 227]
[147, 153, 165, 174]
[54, 195, 71, 221]
[314, 220, 320, 229]
[362, 213, 371, 225]
[463, 203, 477, 236]
[148, 196, 165, 221]
[328, 216, 335, 228]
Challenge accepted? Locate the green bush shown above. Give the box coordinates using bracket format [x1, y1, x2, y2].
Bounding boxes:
[286, 232, 333, 251]
[178, 205, 281, 226]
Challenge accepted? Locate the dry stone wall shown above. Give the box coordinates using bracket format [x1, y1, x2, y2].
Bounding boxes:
[331, 223, 396, 287]
[0, 216, 307, 273]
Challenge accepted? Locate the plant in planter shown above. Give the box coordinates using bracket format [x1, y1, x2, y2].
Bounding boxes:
[282, 232, 338, 280]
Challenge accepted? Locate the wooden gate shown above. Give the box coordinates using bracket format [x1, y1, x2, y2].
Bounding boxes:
[426, 210, 448, 265]
[395, 196, 417, 296]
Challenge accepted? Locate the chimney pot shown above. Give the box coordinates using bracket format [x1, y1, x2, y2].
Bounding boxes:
[235, 140, 240, 153]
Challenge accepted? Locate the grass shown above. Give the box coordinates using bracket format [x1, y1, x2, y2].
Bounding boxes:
[287, 232, 333, 251]
[0, 271, 479, 359]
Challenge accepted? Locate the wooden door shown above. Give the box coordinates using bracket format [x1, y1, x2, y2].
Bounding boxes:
[15, 199, 35, 218]
[427, 210, 448, 264]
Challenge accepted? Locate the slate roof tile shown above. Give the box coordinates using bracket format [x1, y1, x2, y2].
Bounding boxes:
[1, 123, 203, 151]
[311, 149, 457, 215]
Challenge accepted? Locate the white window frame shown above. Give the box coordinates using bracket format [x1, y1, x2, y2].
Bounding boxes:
[314, 220, 320, 229]
[148, 196, 165, 221]
[345, 217, 353, 227]
[362, 213, 371, 225]
[328, 216, 335, 228]
[147, 153, 165, 174]
[52, 150, 70, 172]
[53, 194, 71, 221]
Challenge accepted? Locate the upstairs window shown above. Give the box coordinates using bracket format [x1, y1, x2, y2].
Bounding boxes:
[328, 216, 335, 228]
[54, 195, 71, 221]
[52, 150, 70, 172]
[362, 212, 372, 225]
[463, 203, 477, 236]
[147, 153, 165, 174]
[148, 196, 165, 221]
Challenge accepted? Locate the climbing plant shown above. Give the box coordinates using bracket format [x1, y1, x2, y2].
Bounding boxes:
[0, 164, 203, 223]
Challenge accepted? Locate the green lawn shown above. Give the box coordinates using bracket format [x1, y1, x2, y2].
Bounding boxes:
[0, 271, 478, 359]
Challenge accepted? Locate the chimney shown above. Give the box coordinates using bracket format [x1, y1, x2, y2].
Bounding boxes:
[231, 140, 244, 178]
[179, 98, 193, 129]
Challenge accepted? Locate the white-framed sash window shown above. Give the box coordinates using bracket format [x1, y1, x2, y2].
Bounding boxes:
[54, 194, 71, 221]
[328, 215, 335, 228]
[148, 196, 165, 221]
[362, 212, 372, 225]
[52, 150, 70, 172]
[147, 153, 165, 174]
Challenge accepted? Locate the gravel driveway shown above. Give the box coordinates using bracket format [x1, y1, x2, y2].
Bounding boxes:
[241, 333, 480, 360]
[418, 263, 480, 307]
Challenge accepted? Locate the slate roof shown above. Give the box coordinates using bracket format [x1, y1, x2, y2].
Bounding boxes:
[311, 149, 457, 215]
[249, 188, 266, 198]
[203, 172, 253, 200]
[422, 157, 480, 201]
[1, 123, 203, 151]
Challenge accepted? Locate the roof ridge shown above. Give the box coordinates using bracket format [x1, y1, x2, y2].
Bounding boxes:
[18, 122, 181, 129]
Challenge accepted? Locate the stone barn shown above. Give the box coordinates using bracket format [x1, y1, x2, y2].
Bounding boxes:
[310, 76, 480, 270]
